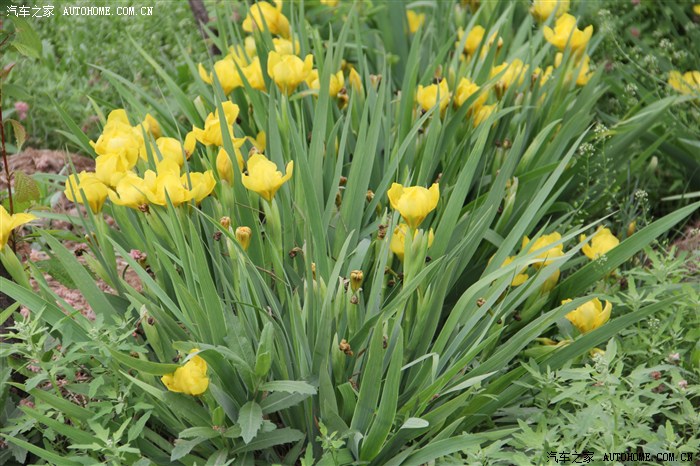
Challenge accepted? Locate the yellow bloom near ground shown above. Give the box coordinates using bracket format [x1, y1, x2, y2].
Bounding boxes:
[563, 298, 612, 334]
[161, 351, 209, 396]
[0, 206, 36, 250]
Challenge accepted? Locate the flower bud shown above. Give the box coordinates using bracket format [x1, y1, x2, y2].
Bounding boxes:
[339, 339, 353, 356]
[220, 216, 231, 230]
[350, 270, 363, 292]
[235, 226, 252, 251]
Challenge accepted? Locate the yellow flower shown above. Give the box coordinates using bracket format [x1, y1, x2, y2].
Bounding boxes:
[235, 226, 253, 251]
[306, 69, 345, 97]
[580, 226, 620, 260]
[267, 51, 314, 95]
[199, 59, 239, 95]
[668, 70, 700, 95]
[521, 232, 564, 267]
[94, 153, 131, 187]
[350, 270, 363, 292]
[390, 224, 434, 261]
[541, 268, 560, 293]
[0, 206, 36, 250]
[192, 102, 240, 147]
[543, 14, 593, 54]
[184, 132, 197, 158]
[241, 153, 294, 201]
[321, 0, 339, 5]
[473, 103, 497, 127]
[242, 1, 290, 38]
[251, 131, 266, 152]
[240, 58, 267, 91]
[155, 137, 188, 166]
[140, 113, 162, 139]
[457, 26, 502, 58]
[161, 350, 209, 396]
[554, 53, 593, 86]
[347, 66, 363, 93]
[454, 77, 487, 113]
[491, 59, 529, 96]
[272, 37, 300, 56]
[416, 79, 451, 113]
[387, 182, 439, 230]
[406, 10, 425, 34]
[216, 139, 246, 183]
[143, 160, 194, 207]
[182, 171, 216, 204]
[91, 109, 141, 169]
[499, 256, 529, 286]
[458, 26, 483, 56]
[533, 65, 555, 86]
[108, 172, 149, 209]
[64, 172, 110, 213]
[530, 0, 569, 22]
[694, 4, 700, 15]
[563, 298, 612, 334]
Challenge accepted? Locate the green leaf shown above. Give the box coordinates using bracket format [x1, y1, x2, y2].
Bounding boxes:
[401, 418, 429, 429]
[254, 351, 272, 378]
[232, 428, 305, 453]
[238, 401, 264, 445]
[361, 332, 403, 461]
[109, 348, 180, 376]
[35, 258, 77, 289]
[10, 17, 42, 59]
[171, 438, 205, 462]
[1, 435, 81, 466]
[8, 120, 26, 150]
[260, 391, 312, 415]
[11, 170, 40, 210]
[260, 380, 317, 395]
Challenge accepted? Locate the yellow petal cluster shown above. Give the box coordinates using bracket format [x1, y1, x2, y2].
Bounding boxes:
[387, 183, 440, 230]
[668, 70, 700, 95]
[241, 153, 294, 201]
[161, 350, 209, 396]
[454, 77, 487, 113]
[499, 256, 529, 286]
[306, 69, 345, 97]
[457, 26, 502, 58]
[64, 172, 110, 213]
[198, 56, 266, 95]
[554, 52, 593, 86]
[563, 298, 612, 334]
[580, 226, 619, 260]
[543, 14, 593, 53]
[530, 0, 570, 22]
[407, 10, 425, 34]
[390, 224, 434, 261]
[267, 51, 314, 95]
[473, 103, 497, 127]
[521, 232, 564, 267]
[416, 79, 451, 113]
[216, 139, 246, 184]
[242, 1, 290, 38]
[0, 206, 36, 250]
[491, 59, 529, 95]
[91, 110, 142, 170]
[192, 102, 240, 147]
